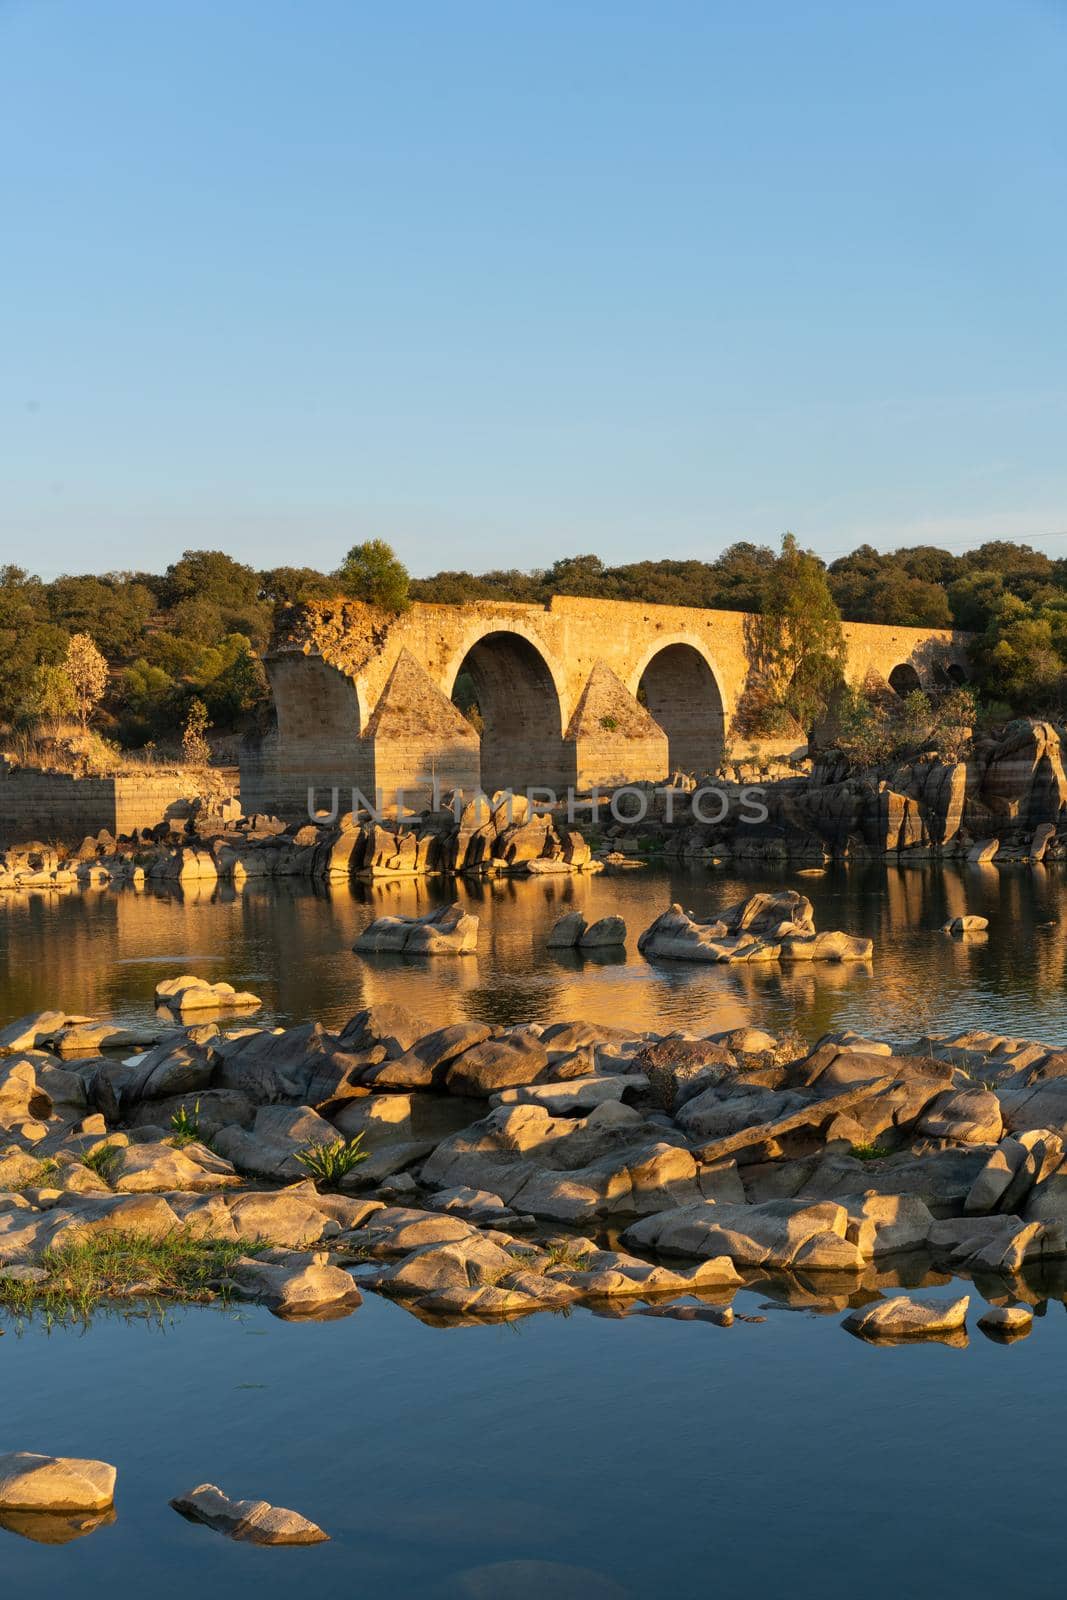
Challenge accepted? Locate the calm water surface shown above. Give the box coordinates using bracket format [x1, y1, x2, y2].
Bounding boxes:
[4, 862, 1067, 1597]
[1, 860, 1065, 1046]
[3, 1285, 1067, 1598]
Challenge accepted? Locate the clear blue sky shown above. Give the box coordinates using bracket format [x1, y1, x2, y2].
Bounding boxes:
[3, 0, 1065, 580]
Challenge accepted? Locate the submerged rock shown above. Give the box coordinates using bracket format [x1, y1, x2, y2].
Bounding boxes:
[842, 1294, 970, 1340]
[977, 1305, 1033, 1338]
[170, 1482, 329, 1544]
[154, 976, 261, 1013]
[354, 902, 478, 956]
[579, 916, 627, 948]
[638, 894, 871, 964]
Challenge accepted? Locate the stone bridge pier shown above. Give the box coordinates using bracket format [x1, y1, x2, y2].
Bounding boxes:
[242, 595, 969, 816]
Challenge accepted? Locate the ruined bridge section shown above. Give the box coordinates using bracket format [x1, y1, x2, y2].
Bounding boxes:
[244, 595, 969, 814]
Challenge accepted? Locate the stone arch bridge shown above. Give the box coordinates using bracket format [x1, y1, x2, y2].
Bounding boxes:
[243, 595, 969, 814]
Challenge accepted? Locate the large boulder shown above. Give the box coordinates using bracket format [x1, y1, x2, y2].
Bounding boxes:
[546, 912, 587, 949]
[927, 1214, 1066, 1272]
[917, 1088, 1003, 1145]
[444, 1035, 551, 1097]
[227, 1187, 337, 1248]
[0, 1012, 90, 1056]
[225, 1250, 360, 1316]
[564, 1248, 740, 1296]
[108, 1140, 237, 1194]
[123, 1038, 216, 1105]
[843, 1295, 969, 1340]
[623, 1197, 864, 1271]
[842, 1193, 934, 1257]
[377, 1232, 518, 1298]
[336, 1004, 433, 1057]
[638, 895, 870, 964]
[0, 1058, 52, 1126]
[213, 1023, 351, 1104]
[354, 903, 478, 956]
[365, 1022, 493, 1090]
[579, 916, 627, 949]
[0, 1454, 116, 1513]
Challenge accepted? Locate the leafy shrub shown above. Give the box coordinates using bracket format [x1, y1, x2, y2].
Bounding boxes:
[294, 1134, 369, 1189]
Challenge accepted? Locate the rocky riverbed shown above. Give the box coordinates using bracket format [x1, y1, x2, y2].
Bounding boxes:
[4, 938, 1067, 1336]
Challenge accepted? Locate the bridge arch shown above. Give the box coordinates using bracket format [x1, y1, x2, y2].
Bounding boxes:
[888, 662, 923, 698]
[630, 637, 726, 777]
[446, 628, 572, 794]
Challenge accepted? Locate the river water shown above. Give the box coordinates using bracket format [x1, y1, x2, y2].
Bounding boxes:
[3, 1282, 1067, 1598]
[4, 862, 1067, 1596]
[1, 859, 1065, 1047]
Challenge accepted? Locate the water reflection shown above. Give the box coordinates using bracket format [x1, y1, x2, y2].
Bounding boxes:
[2, 860, 1066, 1046]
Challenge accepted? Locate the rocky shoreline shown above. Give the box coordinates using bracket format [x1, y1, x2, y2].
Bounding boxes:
[4, 717, 1067, 895]
[3, 930, 1066, 1341]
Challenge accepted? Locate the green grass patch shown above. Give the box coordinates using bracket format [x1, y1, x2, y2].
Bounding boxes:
[0, 1231, 259, 1326]
[541, 1240, 593, 1271]
[81, 1143, 123, 1184]
[170, 1101, 202, 1148]
[851, 1141, 891, 1162]
[294, 1134, 369, 1189]
[13, 1157, 59, 1192]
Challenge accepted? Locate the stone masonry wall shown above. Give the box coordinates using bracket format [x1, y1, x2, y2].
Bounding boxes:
[0, 766, 239, 847]
[253, 595, 971, 813]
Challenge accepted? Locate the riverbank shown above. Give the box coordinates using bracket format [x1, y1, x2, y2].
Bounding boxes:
[4, 960, 1067, 1333]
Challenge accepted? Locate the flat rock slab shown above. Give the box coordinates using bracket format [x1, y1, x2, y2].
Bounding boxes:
[171, 1483, 329, 1544]
[155, 976, 262, 1012]
[691, 1076, 894, 1163]
[492, 1075, 645, 1111]
[842, 1294, 970, 1340]
[0, 1452, 116, 1512]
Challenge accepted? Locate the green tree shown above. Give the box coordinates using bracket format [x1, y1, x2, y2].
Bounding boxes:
[162, 549, 271, 647]
[45, 573, 155, 656]
[259, 565, 336, 604]
[335, 540, 410, 611]
[755, 533, 846, 730]
[16, 661, 77, 725]
[0, 566, 67, 725]
[201, 639, 267, 721]
[121, 658, 180, 737]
